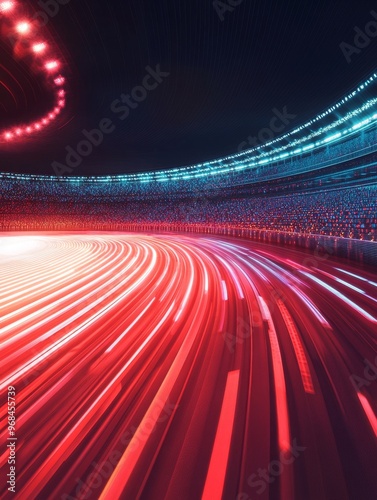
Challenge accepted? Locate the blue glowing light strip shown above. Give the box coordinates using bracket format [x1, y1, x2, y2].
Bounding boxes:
[1, 72, 376, 184]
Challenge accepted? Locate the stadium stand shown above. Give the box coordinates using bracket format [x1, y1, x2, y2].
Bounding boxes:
[1, 74, 377, 258]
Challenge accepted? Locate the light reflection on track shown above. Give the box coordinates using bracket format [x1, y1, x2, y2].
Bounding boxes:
[0, 233, 376, 499]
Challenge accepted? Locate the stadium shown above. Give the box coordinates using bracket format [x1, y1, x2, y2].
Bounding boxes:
[1, 1, 377, 500]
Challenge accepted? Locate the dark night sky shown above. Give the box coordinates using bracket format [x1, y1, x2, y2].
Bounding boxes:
[1, 0, 377, 175]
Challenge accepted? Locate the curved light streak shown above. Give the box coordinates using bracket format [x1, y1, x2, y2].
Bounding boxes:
[1, 233, 376, 499]
[0, 0, 67, 144]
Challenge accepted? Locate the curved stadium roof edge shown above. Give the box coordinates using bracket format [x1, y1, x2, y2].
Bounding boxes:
[1, 71, 377, 184]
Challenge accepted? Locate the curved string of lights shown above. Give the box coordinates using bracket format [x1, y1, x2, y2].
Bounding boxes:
[0, 1, 66, 143]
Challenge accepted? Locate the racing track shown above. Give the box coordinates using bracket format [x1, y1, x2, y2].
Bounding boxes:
[0, 233, 376, 499]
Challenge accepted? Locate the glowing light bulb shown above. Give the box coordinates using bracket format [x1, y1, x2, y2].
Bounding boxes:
[45, 60, 58, 71]
[16, 21, 31, 35]
[0, 2, 14, 12]
[54, 76, 65, 86]
[32, 42, 46, 53]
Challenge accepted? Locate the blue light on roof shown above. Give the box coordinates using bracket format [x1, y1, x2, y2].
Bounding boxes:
[1, 71, 377, 184]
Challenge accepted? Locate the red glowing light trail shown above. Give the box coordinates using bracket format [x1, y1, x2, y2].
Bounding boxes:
[0, 233, 376, 498]
[202, 370, 240, 500]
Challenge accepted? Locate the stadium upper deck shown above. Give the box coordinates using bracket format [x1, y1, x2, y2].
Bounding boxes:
[1, 72, 377, 196]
